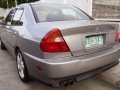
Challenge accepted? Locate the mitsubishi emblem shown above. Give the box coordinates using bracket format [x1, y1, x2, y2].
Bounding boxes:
[96, 27, 99, 31]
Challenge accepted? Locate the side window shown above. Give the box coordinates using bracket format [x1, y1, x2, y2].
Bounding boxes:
[11, 8, 24, 26]
[5, 9, 16, 25]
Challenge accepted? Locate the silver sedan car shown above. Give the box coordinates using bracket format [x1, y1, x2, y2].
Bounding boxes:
[0, 3, 120, 87]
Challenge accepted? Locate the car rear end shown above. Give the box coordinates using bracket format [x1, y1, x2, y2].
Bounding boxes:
[24, 4, 120, 87]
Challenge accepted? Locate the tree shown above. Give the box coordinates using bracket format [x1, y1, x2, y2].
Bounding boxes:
[0, 0, 8, 8]
[0, 0, 39, 8]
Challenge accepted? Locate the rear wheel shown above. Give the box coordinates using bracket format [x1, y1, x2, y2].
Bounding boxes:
[0, 40, 6, 50]
[16, 50, 31, 82]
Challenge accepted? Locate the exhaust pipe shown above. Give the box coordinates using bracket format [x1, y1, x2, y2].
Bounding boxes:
[63, 80, 74, 87]
[68, 80, 74, 85]
[63, 82, 69, 87]
[60, 79, 74, 87]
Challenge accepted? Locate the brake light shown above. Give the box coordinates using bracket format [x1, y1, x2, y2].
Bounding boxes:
[116, 26, 120, 42]
[40, 28, 70, 52]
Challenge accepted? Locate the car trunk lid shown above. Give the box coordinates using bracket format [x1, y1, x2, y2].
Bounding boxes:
[58, 20, 118, 57]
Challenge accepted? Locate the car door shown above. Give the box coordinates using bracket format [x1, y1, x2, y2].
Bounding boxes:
[6, 8, 24, 55]
[1, 9, 16, 51]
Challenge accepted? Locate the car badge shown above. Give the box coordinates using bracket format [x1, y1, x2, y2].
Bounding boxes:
[96, 27, 99, 31]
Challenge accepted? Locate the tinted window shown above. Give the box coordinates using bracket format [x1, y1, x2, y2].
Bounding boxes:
[32, 4, 91, 23]
[12, 9, 24, 26]
[5, 9, 16, 24]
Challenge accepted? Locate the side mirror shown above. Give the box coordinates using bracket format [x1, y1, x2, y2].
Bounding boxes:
[11, 20, 23, 26]
[19, 21, 23, 26]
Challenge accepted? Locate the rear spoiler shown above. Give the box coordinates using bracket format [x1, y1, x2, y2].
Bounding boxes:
[95, 18, 120, 22]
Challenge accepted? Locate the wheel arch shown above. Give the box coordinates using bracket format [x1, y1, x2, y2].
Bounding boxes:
[15, 46, 20, 55]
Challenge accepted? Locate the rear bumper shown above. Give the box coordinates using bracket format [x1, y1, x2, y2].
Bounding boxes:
[24, 44, 120, 79]
[75, 60, 119, 82]
[31, 60, 119, 87]
[57, 60, 119, 87]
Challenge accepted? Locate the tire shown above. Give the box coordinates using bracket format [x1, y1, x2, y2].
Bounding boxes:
[16, 50, 31, 82]
[0, 40, 6, 50]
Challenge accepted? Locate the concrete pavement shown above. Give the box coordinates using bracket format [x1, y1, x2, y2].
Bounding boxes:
[98, 61, 120, 88]
[0, 48, 119, 90]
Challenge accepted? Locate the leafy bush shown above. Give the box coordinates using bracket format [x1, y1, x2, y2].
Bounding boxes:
[0, 0, 39, 8]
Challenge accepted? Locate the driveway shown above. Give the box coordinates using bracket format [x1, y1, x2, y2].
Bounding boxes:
[0, 46, 119, 90]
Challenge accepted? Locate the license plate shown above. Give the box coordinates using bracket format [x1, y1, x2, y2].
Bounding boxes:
[85, 35, 104, 48]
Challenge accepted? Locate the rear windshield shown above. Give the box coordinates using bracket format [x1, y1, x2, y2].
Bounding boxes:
[31, 4, 91, 23]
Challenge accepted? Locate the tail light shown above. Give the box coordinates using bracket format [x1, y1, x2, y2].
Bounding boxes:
[116, 26, 120, 42]
[40, 28, 70, 52]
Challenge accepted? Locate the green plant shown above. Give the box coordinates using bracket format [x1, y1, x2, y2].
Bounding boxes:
[0, 0, 39, 8]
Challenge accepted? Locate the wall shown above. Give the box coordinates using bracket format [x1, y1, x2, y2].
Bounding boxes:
[0, 8, 11, 17]
[93, 0, 120, 6]
[67, 0, 89, 14]
[0, 8, 6, 17]
[41, 0, 63, 4]
[93, 0, 120, 19]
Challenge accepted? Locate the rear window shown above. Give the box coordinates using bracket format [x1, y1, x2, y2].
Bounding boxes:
[31, 4, 91, 23]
